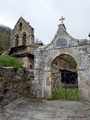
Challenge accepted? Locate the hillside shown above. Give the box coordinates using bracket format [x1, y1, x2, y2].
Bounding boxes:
[0, 24, 11, 52]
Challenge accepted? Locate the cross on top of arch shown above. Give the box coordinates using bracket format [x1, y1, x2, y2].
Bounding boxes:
[59, 16, 65, 24]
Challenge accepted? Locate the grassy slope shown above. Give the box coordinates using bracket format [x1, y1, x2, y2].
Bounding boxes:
[0, 55, 23, 68]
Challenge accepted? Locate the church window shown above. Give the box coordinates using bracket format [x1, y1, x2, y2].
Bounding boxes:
[22, 33, 26, 46]
[15, 35, 19, 47]
[19, 22, 22, 31]
[31, 28, 34, 34]
[30, 64, 32, 69]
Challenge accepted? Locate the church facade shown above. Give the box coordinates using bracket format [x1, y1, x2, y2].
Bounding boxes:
[2, 17, 42, 69]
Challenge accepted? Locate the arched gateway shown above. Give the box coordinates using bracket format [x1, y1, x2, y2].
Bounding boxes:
[51, 54, 78, 100]
[34, 17, 90, 102]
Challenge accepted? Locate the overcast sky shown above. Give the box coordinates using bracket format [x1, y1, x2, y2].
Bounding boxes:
[0, 0, 90, 44]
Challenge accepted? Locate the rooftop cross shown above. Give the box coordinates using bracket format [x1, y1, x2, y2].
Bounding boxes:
[59, 16, 65, 24]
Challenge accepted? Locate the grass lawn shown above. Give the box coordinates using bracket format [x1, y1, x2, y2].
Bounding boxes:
[0, 55, 23, 69]
[52, 87, 79, 101]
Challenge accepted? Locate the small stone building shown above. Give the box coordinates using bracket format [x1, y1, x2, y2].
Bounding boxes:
[34, 17, 90, 103]
[2, 17, 43, 69]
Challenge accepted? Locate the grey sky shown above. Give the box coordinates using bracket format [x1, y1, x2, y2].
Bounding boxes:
[0, 0, 90, 44]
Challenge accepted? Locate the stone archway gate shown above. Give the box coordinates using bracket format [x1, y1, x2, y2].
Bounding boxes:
[51, 64, 78, 100]
[34, 23, 90, 103]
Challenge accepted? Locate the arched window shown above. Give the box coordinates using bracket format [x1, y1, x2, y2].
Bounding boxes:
[15, 35, 19, 47]
[30, 64, 32, 69]
[19, 22, 22, 31]
[22, 33, 26, 46]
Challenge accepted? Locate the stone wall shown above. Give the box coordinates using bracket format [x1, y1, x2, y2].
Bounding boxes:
[0, 67, 35, 107]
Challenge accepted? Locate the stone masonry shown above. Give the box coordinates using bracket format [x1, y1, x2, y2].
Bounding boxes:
[2, 17, 42, 69]
[0, 67, 35, 107]
[34, 21, 90, 103]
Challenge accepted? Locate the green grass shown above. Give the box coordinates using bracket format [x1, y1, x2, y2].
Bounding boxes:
[52, 87, 79, 101]
[0, 55, 23, 69]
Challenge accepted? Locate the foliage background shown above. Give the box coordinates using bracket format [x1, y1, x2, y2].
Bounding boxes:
[0, 24, 11, 52]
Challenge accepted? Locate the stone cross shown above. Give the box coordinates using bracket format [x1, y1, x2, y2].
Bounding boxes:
[59, 16, 65, 24]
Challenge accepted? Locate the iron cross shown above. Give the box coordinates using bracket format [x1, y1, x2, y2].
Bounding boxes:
[59, 16, 65, 24]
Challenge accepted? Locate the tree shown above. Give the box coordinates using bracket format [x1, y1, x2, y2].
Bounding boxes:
[0, 25, 11, 51]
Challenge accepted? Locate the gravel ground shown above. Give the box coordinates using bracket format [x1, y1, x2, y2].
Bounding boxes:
[0, 98, 90, 120]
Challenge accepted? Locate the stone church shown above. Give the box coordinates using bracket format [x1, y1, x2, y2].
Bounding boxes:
[1, 16, 90, 102]
[2, 17, 43, 69]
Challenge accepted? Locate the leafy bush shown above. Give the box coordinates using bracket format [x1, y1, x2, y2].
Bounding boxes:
[0, 55, 23, 68]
